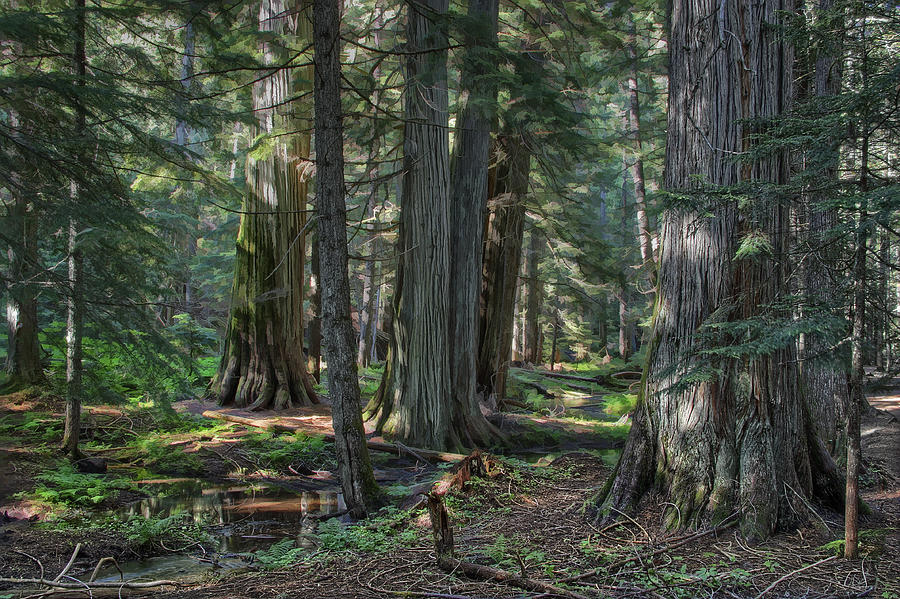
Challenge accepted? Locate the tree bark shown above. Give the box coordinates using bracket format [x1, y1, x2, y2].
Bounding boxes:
[524, 222, 543, 365]
[476, 135, 528, 402]
[845, 209, 866, 559]
[800, 0, 848, 458]
[210, 0, 318, 410]
[447, 0, 502, 445]
[5, 179, 42, 386]
[598, 0, 843, 538]
[312, 0, 380, 517]
[309, 228, 322, 382]
[367, 0, 456, 450]
[62, 0, 86, 460]
[623, 18, 656, 287]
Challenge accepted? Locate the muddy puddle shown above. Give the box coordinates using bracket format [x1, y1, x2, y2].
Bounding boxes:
[92, 479, 345, 584]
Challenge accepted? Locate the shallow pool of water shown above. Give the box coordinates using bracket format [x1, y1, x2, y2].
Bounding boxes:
[93, 479, 344, 583]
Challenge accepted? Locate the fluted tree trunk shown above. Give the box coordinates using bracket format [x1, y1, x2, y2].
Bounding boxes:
[210, 0, 318, 410]
[312, 0, 380, 517]
[367, 0, 456, 450]
[597, 0, 843, 539]
[476, 135, 528, 402]
[446, 0, 501, 445]
[309, 228, 322, 382]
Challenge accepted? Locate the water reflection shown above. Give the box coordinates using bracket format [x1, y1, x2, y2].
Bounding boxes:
[93, 479, 344, 583]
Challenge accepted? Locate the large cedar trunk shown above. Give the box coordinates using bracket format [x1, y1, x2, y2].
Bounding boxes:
[210, 0, 318, 410]
[312, 0, 380, 516]
[598, 0, 843, 538]
[366, 0, 455, 449]
[446, 0, 501, 445]
[476, 135, 528, 402]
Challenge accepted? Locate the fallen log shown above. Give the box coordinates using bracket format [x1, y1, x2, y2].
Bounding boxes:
[517, 370, 601, 384]
[436, 556, 591, 599]
[200, 410, 466, 463]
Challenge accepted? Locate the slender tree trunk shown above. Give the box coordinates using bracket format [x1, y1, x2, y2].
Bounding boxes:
[367, 0, 456, 450]
[624, 18, 656, 286]
[476, 135, 528, 402]
[875, 232, 888, 370]
[175, 5, 198, 318]
[549, 308, 559, 372]
[524, 222, 543, 365]
[309, 228, 322, 382]
[845, 209, 866, 559]
[62, 0, 86, 460]
[357, 183, 378, 368]
[598, 0, 844, 538]
[313, 0, 380, 516]
[210, 0, 318, 410]
[617, 289, 629, 360]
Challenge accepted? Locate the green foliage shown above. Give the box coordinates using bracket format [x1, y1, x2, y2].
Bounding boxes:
[603, 392, 637, 417]
[102, 513, 212, 548]
[29, 467, 136, 509]
[127, 438, 204, 476]
[241, 431, 333, 471]
[315, 508, 419, 553]
[253, 538, 310, 569]
[0, 412, 61, 443]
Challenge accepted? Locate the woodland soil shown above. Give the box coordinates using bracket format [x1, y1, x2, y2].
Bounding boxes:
[0, 390, 897, 598]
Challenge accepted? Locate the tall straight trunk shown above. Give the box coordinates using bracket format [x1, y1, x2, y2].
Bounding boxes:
[5, 170, 42, 386]
[623, 18, 656, 286]
[210, 0, 318, 410]
[367, 0, 456, 450]
[549, 308, 559, 372]
[476, 135, 528, 402]
[524, 222, 543, 364]
[845, 209, 866, 559]
[313, 0, 380, 516]
[598, 0, 843, 538]
[875, 232, 888, 370]
[309, 228, 322, 382]
[175, 5, 198, 317]
[446, 0, 501, 444]
[617, 289, 629, 360]
[356, 13, 384, 369]
[62, 0, 86, 459]
[800, 0, 849, 457]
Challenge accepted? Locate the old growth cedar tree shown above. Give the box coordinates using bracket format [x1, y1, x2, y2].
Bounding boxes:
[597, 0, 844, 538]
[210, 0, 318, 410]
[367, 0, 460, 450]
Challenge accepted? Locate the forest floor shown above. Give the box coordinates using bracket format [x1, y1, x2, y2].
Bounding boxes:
[1, 367, 898, 598]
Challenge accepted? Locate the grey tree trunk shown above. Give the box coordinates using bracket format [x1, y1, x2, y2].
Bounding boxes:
[357, 192, 378, 368]
[312, 0, 380, 517]
[623, 19, 656, 287]
[62, 0, 86, 460]
[524, 222, 543, 365]
[309, 228, 322, 382]
[210, 0, 318, 410]
[597, 0, 843, 538]
[447, 0, 501, 445]
[476, 135, 528, 402]
[175, 6, 198, 318]
[5, 179, 42, 386]
[367, 0, 456, 450]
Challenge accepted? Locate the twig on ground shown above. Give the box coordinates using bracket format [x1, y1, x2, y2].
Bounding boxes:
[753, 555, 838, 599]
[53, 543, 82, 582]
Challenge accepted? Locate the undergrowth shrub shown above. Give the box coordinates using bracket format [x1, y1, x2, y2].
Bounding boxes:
[29, 466, 136, 508]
